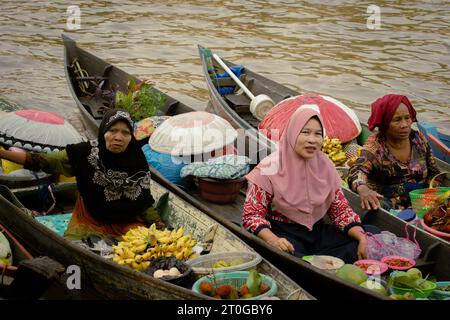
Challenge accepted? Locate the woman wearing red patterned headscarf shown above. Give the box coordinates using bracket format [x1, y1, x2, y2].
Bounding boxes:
[348, 94, 441, 211]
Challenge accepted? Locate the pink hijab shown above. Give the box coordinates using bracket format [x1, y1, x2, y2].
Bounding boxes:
[246, 107, 342, 231]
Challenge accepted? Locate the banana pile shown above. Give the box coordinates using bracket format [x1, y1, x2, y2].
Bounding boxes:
[113, 224, 196, 271]
[321, 136, 347, 166]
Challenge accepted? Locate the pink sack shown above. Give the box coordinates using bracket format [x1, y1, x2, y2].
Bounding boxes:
[365, 222, 422, 261]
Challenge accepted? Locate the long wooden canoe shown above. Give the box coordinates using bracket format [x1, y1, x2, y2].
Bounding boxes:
[198, 45, 450, 170]
[198, 45, 450, 238]
[2, 35, 311, 301]
[0, 172, 311, 300]
[0, 223, 70, 299]
[63, 37, 449, 299]
[418, 122, 450, 164]
[62, 35, 196, 138]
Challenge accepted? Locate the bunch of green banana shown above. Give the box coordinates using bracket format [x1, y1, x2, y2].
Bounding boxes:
[321, 136, 347, 166]
[212, 260, 244, 269]
[112, 224, 196, 271]
[0, 231, 13, 267]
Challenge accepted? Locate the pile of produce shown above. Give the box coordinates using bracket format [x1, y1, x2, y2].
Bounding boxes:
[112, 224, 196, 271]
[0, 231, 12, 266]
[423, 196, 450, 233]
[198, 269, 271, 299]
[153, 267, 181, 279]
[336, 264, 391, 296]
[336, 264, 368, 285]
[321, 137, 347, 166]
[212, 260, 243, 269]
[437, 283, 450, 291]
[382, 257, 414, 269]
[387, 268, 434, 299]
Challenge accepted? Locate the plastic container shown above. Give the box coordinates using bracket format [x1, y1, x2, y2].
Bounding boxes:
[186, 251, 262, 278]
[192, 271, 277, 300]
[390, 280, 436, 299]
[420, 219, 450, 241]
[354, 259, 388, 275]
[409, 172, 449, 219]
[397, 209, 417, 222]
[381, 255, 415, 270]
[431, 281, 450, 300]
[410, 187, 450, 219]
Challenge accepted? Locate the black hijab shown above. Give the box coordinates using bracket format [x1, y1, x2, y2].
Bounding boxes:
[66, 109, 154, 223]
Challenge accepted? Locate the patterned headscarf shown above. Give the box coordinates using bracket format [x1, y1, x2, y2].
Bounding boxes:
[368, 94, 417, 132]
[66, 109, 154, 223]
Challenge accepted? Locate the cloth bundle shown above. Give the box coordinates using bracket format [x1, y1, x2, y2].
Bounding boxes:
[181, 155, 250, 180]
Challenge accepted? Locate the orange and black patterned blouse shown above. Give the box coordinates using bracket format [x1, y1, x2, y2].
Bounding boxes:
[348, 130, 441, 209]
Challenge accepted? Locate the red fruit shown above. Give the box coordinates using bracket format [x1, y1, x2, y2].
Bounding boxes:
[239, 284, 250, 296]
[199, 281, 214, 296]
[216, 285, 233, 298]
[259, 283, 270, 294]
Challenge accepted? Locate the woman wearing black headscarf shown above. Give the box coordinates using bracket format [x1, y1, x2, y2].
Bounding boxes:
[0, 109, 163, 239]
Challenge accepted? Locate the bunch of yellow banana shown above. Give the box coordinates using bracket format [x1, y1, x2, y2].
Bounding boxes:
[112, 223, 197, 271]
[321, 136, 347, 166]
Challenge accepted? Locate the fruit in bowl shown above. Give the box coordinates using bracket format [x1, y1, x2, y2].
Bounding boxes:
[381, 255, 415, 270]
[354, 259, 388, 275]
[387, 268, 436, 299]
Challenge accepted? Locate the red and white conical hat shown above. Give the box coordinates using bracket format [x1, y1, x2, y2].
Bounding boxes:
[0, 109, 83, 152]
[258, 94, 361, 143]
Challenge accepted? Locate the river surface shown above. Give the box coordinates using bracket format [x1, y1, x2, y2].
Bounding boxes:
[0, 0, 449, 132]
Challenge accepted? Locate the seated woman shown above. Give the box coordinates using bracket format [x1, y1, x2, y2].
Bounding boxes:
[0, 109, 163, 240]
[242, 107, 378, 263]
[348, 94, 441, 211]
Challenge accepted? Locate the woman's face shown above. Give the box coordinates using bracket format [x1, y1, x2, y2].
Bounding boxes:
[104, 121, 132, 154]
[294, 117, 323, 159]
[386, 103, 412, 140]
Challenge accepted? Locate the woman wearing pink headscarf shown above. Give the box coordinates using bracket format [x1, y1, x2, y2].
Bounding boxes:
[348, 94, 440, 211]
[242, 107, 378, 263]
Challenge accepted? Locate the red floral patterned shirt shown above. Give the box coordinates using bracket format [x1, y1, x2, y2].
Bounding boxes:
[242, 182, 362, 234]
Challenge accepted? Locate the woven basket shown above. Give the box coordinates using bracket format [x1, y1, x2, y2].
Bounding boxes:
[186, 251, 262, 278]
[191, 271, 277, 300]
[409, 172, 449, 219]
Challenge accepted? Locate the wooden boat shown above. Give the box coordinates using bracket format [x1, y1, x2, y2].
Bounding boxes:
[198, 45, 450, 171]
[418, 122, 450, 164]
[62, 34, 196, 138]
[0, 173, 311, 300]
[63, 36, 449, 300]
[0, 223, 69, 299]
[198, 46, 450, 230]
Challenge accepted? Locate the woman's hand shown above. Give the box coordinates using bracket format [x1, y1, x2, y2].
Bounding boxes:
[357, 184, 383, 210]
[267, 237, 295, 254]
[357, 238, 367, 260]
[348, 225, 367, 260]
[257, 228, 295, 254]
